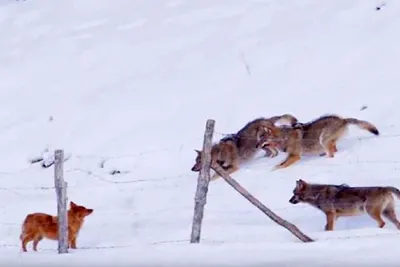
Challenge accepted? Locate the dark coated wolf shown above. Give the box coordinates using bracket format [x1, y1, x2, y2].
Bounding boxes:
[256, 114, 379, 170]
[191, 114, 298, 180]
[289, 179, 400, 231]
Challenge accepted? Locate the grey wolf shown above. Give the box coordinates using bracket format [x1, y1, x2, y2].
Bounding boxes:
[289, 179, 400, 231]
[256, 114, 379, 170]
[191, 114, 298, 180]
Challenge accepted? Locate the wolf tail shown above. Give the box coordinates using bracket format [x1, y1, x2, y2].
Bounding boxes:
[345, 118, 379, 136]
[387, 187, 400, 199]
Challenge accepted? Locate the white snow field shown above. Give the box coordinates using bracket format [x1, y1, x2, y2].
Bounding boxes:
[1, 0, 400, 265]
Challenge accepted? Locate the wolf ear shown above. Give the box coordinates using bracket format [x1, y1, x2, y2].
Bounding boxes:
[263, 127, 272, 134]
[296, 179, 306, 189]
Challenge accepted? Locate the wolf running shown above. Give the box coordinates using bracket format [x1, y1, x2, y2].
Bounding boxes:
[190, 113, 400, 232]
[191, 113, 379, 176]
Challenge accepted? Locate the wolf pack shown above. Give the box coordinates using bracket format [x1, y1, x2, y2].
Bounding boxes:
[19, 113, 400, 252]
[191, 113, 400, 232]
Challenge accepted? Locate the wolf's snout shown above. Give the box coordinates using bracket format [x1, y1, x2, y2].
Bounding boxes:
[191, 166, 200, 172]
[289, 195, 299, 204]
[256, 140, 265, 149]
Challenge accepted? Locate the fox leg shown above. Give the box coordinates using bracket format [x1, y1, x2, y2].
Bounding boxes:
[324, 212, 336, 231]
[273, 154, 300, 170]
[22, 239, 29, 252]
[32, 236, 43, 252]
[70, 237, 77, 249]
[21, 232, 34, 252]
[382, 202, 400, 229]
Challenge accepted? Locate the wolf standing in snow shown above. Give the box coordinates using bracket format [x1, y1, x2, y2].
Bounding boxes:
[289, 179, 400, 231]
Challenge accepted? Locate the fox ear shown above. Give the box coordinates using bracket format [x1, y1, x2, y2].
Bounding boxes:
[70, 201, 77, 208]
[194, 149, 201, 154]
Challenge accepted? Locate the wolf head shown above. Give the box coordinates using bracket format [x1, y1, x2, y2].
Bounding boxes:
[191, 149, 202, 172]
[256, 125, 281, 149]
[69, 201, 94, 219]
[289, 179, 308, 204]
[289, 179, 350, 204]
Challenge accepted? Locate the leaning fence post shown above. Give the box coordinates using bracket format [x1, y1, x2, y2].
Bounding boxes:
[212, 163, 314, 243]
[54, 149, 68, 253]
[190, 119, 215, 243]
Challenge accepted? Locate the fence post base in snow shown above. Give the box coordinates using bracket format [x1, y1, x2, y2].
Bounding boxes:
[190, 119, 215, 243]
[54, 149, 69, 254]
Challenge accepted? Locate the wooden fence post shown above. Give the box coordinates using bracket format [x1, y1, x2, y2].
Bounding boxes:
[212, 163, 314, 243]
[54, 149, 68, 253]
[190, 119, 215, 243]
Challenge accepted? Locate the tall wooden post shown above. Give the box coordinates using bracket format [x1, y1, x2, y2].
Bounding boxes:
[54, 149, 68, 253]
[190, 119, 215, 243]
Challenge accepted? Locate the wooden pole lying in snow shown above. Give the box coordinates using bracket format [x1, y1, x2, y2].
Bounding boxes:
[211, 163, 314, 243]
[54, 149, 69, 253]
[190, 119, 215, 243]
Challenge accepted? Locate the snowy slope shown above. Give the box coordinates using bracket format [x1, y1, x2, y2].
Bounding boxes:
[1, 0, 400, 265]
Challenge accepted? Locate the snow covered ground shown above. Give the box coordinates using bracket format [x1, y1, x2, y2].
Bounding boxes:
[1, 0, 400, 265]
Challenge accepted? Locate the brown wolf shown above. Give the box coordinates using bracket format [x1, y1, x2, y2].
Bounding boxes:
[256, 114, 379, 170]
[191, 114, 298, 180]
[20, 201, 93, 252]
[191, 138, 240, 181]
[289, 179, 400, 231]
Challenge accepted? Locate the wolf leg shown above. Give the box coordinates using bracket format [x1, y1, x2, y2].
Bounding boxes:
[273, 154, 300, 170]
[320, 140, 336, 158]
[332, 141, 338, 152]
[263, 147, 278, 158]
[211, 165, 240, 181]
[366, 205, 386, 228]
[324, 212, 336, 231]
[382, 202, 400, 229]
[320, 126, 346, 157]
